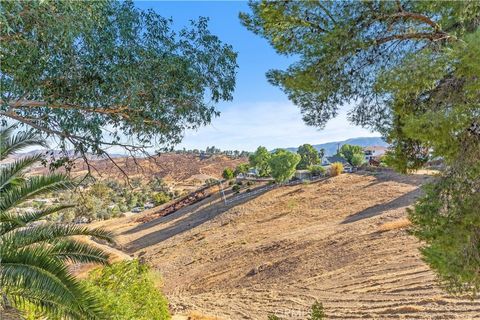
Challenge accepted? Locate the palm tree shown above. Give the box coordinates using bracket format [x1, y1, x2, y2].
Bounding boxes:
[0, 126, 113, 319]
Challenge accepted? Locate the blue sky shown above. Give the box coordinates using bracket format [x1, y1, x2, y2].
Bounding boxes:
[136, 1, 379, 151]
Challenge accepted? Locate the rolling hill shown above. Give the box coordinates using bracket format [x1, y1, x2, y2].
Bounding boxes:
[285, 137, 389, 155]
[93, 170, 479, 319]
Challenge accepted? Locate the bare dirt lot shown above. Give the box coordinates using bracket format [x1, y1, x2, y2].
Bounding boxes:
[99, 171, 480, 319]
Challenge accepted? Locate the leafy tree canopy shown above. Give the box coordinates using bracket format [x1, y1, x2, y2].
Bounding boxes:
[222, 167, 234, 180]
[297, 143, 320, 169]
[234, 163, 250, 176]
[268, 149, 300, 183]
[242, 1, 480, 295]
[338, 144, 364, 167]
[249, 146, 271, 177]
[1, 0, 237, 161]
[83, 260, 170, 320]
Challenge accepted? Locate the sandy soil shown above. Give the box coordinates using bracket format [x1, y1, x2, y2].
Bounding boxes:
[99, 171, 479, 319]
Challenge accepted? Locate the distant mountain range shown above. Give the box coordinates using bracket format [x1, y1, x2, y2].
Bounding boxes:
[284, 137, 389, 156]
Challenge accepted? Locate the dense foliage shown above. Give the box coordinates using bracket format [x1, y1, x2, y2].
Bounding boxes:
[268, 149, 301, 183]
[83, 260, 170, 320]
[296, 144, 321, 169]
[308, 165, 326, 177]
[42, 178, 176, 222]
[0, 127, 112, 319]
[234, 163, 250, 176]
[249, 146, 272, 177]
[0, 0, 237, 161]
[222, 167, 235, 180]
[338, 144, 365, 167]
[242, 1, 480, 294]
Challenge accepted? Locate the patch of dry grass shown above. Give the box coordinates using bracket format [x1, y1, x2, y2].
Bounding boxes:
[381, 305, 424, 314]
[187, 311, 221, 320]
[378, 218, 411, 232]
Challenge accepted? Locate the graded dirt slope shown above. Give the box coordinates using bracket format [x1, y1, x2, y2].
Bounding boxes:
[103, 171, 479, 319]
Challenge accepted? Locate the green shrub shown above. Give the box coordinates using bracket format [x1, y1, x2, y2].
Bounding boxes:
[234, 163, 250, 176]
[309, 301, 325, 320]
[83, 260, 170, 320]
[222, 167, 235, 180]
[309, 165, 326, 176]
[329, 162, 343, 176]
[153, 192, 171, 205]
[232, 184, 241, 193]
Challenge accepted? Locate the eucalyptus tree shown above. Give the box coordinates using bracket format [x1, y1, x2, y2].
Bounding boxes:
[241, 1, 480, 295]
[338, 144, 365, 167]
[297, 143, 320, 169]
[0, 127, 113, 318]
[249, 146, 272, 177]
[0, 0, 237, 169]
[269, 149, 301, 183]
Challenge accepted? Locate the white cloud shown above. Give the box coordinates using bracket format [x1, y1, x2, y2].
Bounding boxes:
[179, 101, 379, 151]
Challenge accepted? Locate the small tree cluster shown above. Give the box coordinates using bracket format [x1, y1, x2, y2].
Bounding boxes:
[297, 144, 321, 169]
[269, 149, 301, 183]
[222, 167, 235, 180]
[339, 144, 365, 167]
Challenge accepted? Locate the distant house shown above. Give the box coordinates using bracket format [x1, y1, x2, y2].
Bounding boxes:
[131, 207, 143, 213]
[325, 155, 353, 173]
[364, 146, 387, 161]
[326, 155, 349, 166]
[243, 168, 259, 178]
[294, 170, 311, 180]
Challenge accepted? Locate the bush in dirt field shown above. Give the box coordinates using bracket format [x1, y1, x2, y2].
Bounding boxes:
[329, 162, 343, 177]
[232, 184, 241, 193]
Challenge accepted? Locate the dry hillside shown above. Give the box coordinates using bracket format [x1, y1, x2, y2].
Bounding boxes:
[97, 171, 479, 319]
[31, 153, 245, 190]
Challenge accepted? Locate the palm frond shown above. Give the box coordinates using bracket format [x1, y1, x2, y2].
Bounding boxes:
[0, 154, 43, 193]
[0, 174, 73, 213]
[48, 239, 110, 265]
[0, 204, 75, 235]
[1, 223, 114, 249]
[6, 289, 92, 320]
[1, 246, 103, 319]
[0, 127, 48, 160]
[0, 127, 111, 318]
